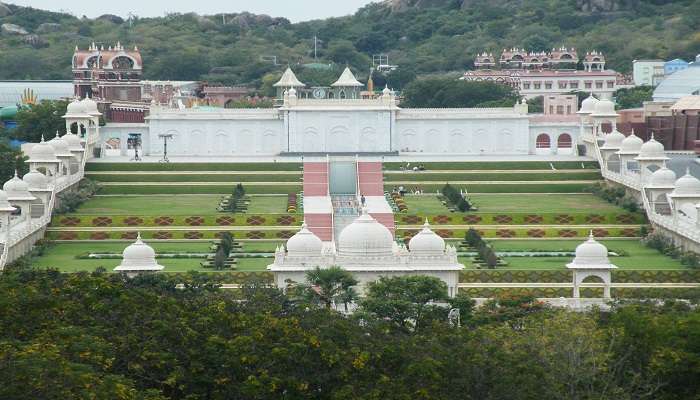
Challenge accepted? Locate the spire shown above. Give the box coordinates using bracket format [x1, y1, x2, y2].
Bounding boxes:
[40, 134, 45, 143]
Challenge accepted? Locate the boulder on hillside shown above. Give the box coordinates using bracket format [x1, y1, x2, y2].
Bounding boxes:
[96, 14, 124, 24]
[1, 23, 28, 35]
[575, 0, 620, 12]
[390, 0, 454, 12]
[23, 34, 47, 48]
[0, 2, 12, 17]
[37, 22, 62, 33]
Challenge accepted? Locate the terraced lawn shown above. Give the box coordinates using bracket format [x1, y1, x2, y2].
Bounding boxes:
[481, 239, 684, 270]
[33, 242, 275, 273]
[401, 194, 625, 214]
[77, 195, 222, 215]
[74, 195, 289, 216]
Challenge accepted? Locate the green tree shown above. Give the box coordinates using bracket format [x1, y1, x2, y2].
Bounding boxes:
[401, 77, 519, 108]
[12, 100, 68, 143]
[614, 85, 654, 109]
[0, 142, 29, 182]
[359, 275, 449, 331]
[303, 266, 358, 310]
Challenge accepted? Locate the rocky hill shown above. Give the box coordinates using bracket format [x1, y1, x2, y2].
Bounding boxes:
[0, 0, 697, 88]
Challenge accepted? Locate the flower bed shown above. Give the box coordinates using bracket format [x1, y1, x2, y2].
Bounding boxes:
[48, 229, 301, 241]
[396, 212, 645, 226]
[287, 193, 299, 213]
[51, 213, 302, 228]
[460, 269, 700, 283]
[398, 227, 642, 240]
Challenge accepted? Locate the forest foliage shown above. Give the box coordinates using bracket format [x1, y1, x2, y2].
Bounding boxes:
[0, 0, 698, 88]
[0, 270, 699, 399]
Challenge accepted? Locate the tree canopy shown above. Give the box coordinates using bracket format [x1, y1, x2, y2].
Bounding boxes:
[1, 269, 698, 399]
[401, 78, 519, 108]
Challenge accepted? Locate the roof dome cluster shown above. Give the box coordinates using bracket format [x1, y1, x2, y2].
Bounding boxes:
[408, 220, 445, 255]
[591, 98, 617, 117]
[49, 132, 73, 157]
[649, 164, 677, 188]
[22, 168, 48, 190]
[601, 129, 625, 149]
[618, 132, 643, 154]
[578, 94, 599, 114]
[337, 208, 394, 257]
[3, 171, 35, 200]
[672, 169, 700, 196]
[286, 221, 323, 255]
[29, 135, 58, 162]
[636, 134, 667, 159]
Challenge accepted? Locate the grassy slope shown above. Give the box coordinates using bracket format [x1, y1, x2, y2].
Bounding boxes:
[73, 195, 288, 215]
[401, 194, 623, 214]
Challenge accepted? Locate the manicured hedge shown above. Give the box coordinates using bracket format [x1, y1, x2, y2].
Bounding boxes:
[384, 171, 602, 182]
[99, 184, 302, 195]
[385, 183, 593, 194]
[460, 269, 700, 283]
[88, 173, 302, 183]
[51, 213, 301, 228]
[398, 227, 643, 240]
[86, 162, 301, 172]
[48, 229, 300, 241]
[396, 212, 646, 226]
[384, 161, 600, 171]
[459, 287, 698, 299]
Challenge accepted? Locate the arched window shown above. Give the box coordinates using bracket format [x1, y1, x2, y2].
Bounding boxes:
[339, 90, 346, 99]
[536, 134, 551, 148]
[111, 56, 134, 69]
[557, 133, 572, 148]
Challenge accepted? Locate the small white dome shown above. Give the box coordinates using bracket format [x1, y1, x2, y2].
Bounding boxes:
[29, 135, 58, 161]
[48, 132, 73, 157]
[637, 134, 666, 159]
[0, 189, 14, 210]
[591, 98, 617, 117]
[115, 233, 164, 272]
[672, 169, 700, 196]
[65, 98, 87, 116]
[338, 208, 394, 256]
[62, 132, 83, 151]
[22, 169, 48, 189]
[618, 132, 643, 154]
[286, 221, 323, 255]
[649, 165, 677, 187]
[80, 96, 100, 115]
[408, 220, 445, 255]
[577, 94, 599, 114]
[600, 129, 625, 149]
[3, 171, 35, 200]
[288, 88, 297, 96]
[568, 233, 611, 267]
[382, 85, 392, 95]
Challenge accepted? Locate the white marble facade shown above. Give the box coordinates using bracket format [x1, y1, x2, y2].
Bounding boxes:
[99, 95, 580, 156]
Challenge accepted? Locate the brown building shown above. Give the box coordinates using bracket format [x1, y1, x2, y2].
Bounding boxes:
[72, 42, 146, 122]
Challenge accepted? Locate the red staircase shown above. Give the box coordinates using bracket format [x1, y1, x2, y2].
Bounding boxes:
[302, 161, 333, 241]
[357, 161, 395, 235]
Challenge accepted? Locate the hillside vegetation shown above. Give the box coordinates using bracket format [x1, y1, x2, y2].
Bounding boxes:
[0, 0, 698, 89]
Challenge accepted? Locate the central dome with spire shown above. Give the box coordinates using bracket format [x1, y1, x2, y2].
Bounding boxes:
[338, 207, 394, 256]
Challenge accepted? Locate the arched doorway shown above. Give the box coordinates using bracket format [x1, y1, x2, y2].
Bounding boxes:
[535, 134, 551, 155]
[557, 133, 573, 155]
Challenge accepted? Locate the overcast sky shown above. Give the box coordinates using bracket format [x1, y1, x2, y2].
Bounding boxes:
[10, 0, 377, 22]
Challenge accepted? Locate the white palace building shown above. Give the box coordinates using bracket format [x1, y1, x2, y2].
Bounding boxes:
[97, 67, 579, 157]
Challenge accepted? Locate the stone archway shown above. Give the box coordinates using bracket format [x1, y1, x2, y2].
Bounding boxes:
[573, 270, 612, 299]
[557, 133, 573, 155]
[536, 133, 551, 155]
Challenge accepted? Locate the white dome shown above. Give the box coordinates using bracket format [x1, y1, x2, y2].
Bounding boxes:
[0, 189, 13, 210]
[637, 135, 666, 159]
[62, 132, 83, 151]
[600, 129, 625, 149]
[22, 169, 48, 189]
[3, 171, 35, 200]
[80, 96, 100, 115]
[649, 165, 677, 187]
[286, 221, 323, 255]
[29, 135, 58, 161]
[568, 233, 611, 267]
[65, 98, 87, 117]
[382, 85, 392, 95]
[618, 132, 643, 154]
[577, 94, 599, 114]
[338, 208, 394, 256]
[288, 87, 297, 96]
[48, 132, 73, 157]
[672, 169, 700, 196]
[591, 98, 617, 117]
[115, 233, 164, 272]
[408, 220, 445, 255]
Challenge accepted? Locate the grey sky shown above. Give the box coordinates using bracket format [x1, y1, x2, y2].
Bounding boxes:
[11, 0, 377, 22]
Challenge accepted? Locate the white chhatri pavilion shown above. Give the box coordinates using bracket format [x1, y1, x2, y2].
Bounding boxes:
[566, 232, 617, 299]
[268, 208, 464, 297]
[114, 233, 164, 277]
